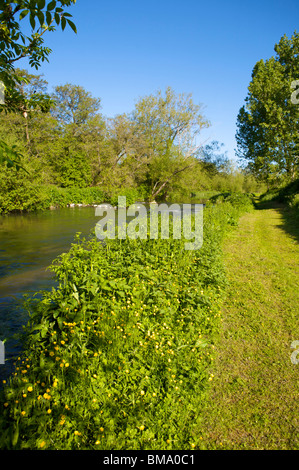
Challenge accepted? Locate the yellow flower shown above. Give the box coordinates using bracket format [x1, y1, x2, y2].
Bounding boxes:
[47, 409, 52, 414]
[21, 411, 26, 416]
[139, 425, 145, 431]
[23, 393, 27, 398]
[100, 427, 104, 432]
[95, 440, 101, 445]
[65, 363, 69, 368]
[140, 390, 145, 395]
[59, 415, 66, 425]
[40, 441, 46, 448]
[27, 386, 33, 392]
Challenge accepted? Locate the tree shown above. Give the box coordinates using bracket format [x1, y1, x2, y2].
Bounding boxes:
[51, 84, 101, 128]
[132, 86, 210, 199]
[49, 83, 105, 187]
[0, 0, 77, 167]
[99, 113, 152, 189]
[201, 140, 230, 176]
[236, 32, 299, 185]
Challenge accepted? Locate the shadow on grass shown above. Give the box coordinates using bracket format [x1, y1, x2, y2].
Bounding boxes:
[255, 198, 299, 244]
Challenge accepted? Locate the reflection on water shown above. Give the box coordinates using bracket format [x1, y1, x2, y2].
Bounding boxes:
[0, 207, 98, 383]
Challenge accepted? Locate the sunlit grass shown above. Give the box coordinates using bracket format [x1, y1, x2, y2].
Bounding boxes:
[196, 201, 299, 449]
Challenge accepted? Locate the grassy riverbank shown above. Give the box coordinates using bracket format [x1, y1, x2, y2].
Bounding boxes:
[0, 194, 253, 450]
[196, 200, 299, 449]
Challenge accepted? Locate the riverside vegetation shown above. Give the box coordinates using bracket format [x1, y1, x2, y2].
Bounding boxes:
[0, 4, 297, 449]
[0, 193, 254, 450]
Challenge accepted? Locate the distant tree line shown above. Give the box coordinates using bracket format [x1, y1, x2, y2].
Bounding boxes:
[0, 69, 262, 209]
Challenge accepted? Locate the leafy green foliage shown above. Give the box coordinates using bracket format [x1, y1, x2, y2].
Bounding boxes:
[0, 71, 262, 214]
[0, 0, 77, 107]
[0, 198, 252, 450]
[0, 139, 27, 170]
[260, 178, 299, 218]
[236, 32, 299, 184]
[0, 1, 77, 167]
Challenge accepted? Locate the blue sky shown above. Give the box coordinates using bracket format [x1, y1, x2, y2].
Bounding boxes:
[24, 0, 299, 162]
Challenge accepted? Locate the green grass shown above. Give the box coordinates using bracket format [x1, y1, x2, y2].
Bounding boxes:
[195, 200, 299, 449]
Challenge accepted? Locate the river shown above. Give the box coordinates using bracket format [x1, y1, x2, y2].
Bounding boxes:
[0, 206, 99, 383]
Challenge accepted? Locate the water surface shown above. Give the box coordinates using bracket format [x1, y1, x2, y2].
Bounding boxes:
[0, 207, 98, 382]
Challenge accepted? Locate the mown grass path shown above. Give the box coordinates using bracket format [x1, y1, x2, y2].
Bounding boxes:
[197, 203, 299, 450]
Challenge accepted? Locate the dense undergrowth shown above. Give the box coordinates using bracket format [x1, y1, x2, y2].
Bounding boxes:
[259, 179, 299, 215]
[0, 194, 254, 450]
[0, 181, 141, 215]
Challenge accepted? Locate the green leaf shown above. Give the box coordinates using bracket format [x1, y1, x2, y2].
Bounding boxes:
[37, 11, 45, 26]
[55, 12, 60, 25]
[66, 19, 77, 34]
[19, 9, 30, 20]
[29, 14, 36, 29]
[47, 0, 56, 11]
[40, 355, 45, 368]
[46, 10, 52, 25]
[37, 0, 46, 8]
[61, 16, 67, 30]
[12, 424, 19, 447]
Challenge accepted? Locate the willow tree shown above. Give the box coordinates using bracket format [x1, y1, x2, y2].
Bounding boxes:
[132, 86, 210, 200]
